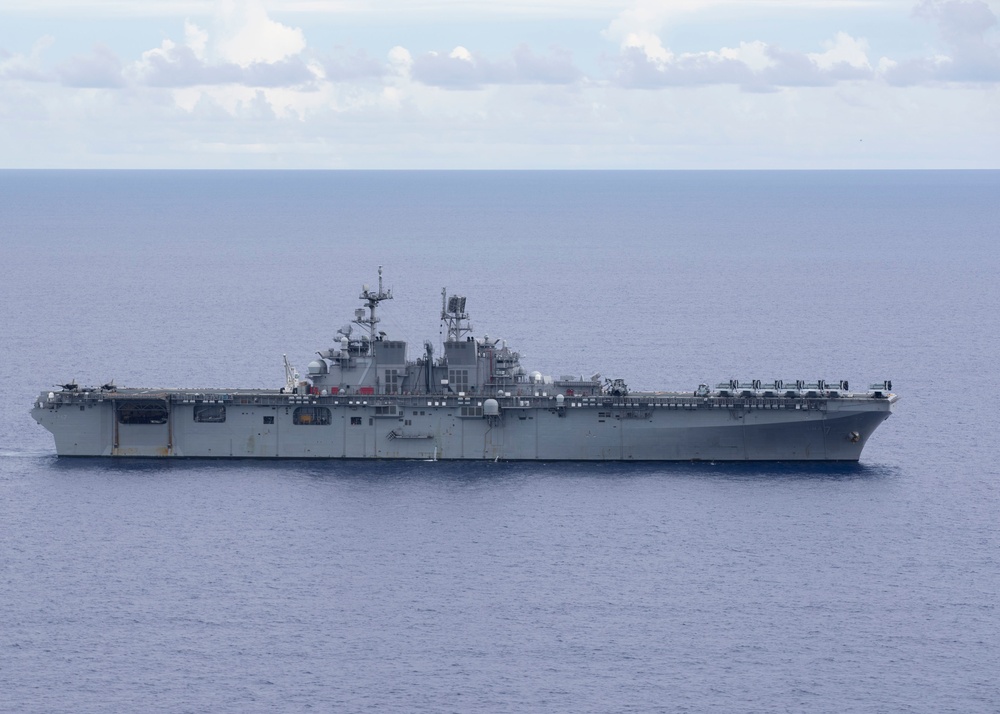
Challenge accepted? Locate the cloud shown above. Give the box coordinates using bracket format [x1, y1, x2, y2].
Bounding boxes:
[510, 45, 582, 84]
[918, 0, 998, 43]
[214, 0, 306, 66]
[3, 0, 999, 170]
[128, 1, 383, 90]
[765, 40, 873, 86]
[613, 32, 874, 89]
[124, 2, 384, 92]
[0, 36, 54, 82]
[320, 48, 386, 82]
[605, 0, 1000, 89]
[615, 44, 752, 87]
[236, 88, 277, 120]
[409, 44, 581, 88]
[809, 32, 872, 71]
[56, 44, 126, 87]
[185, 19, 209, 59]
[3, 0, 999, 161]
[885, 0, 1000, 83]
[603, 0, 711, 47]
[134, 39, 317, 88]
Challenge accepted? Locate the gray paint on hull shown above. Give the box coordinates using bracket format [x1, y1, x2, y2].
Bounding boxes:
[31, 393, 894, 462]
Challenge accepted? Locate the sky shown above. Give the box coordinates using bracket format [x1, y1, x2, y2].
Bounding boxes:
[1, 0, 998, 168]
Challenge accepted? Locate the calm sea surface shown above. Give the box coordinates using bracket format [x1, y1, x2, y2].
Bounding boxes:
[1, 170, 998, 712]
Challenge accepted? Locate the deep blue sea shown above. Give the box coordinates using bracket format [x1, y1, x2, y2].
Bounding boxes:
[1, 170, 998, 712]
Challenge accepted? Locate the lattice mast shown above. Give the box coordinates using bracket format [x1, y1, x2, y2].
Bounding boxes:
[354, 265, 393, 346]
[441, 289, 472, 342]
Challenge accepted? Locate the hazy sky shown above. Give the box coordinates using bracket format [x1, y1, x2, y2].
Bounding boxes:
[1, 0, 998, 168]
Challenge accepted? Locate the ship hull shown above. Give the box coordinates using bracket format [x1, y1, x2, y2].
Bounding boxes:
[31, 392, 895, 461]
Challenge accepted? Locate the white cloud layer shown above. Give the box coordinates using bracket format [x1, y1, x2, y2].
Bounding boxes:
[0, 0, 909, 18]
[0, 0, 998, 167]
[614, 31, 875, 90]
[407, 45, 582, 88]
[885, 0, 1000, 82]
[214, 0, 306, 66]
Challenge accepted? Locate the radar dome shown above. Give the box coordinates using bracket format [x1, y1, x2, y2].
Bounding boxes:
[484, 399, 500, 416]
[307, 360, 328, 375]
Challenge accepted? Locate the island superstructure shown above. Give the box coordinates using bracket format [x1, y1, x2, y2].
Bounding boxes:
[31, 268, 896, 461]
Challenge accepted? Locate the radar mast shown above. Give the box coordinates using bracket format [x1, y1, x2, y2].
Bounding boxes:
[354, 265, 393, 345]
[441, 289, 472, 342]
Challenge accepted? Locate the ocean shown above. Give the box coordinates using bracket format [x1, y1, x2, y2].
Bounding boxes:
[1, 170, 998, 712]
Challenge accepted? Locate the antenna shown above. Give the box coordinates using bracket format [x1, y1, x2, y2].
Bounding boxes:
[354, 265, 393, 346]
[440, 287, 472, 342]
[283, 355, 300, 393]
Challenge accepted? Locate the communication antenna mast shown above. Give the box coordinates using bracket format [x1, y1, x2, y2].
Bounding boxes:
[283, 355, 300, 392]
[354, 265, 393, 345]
[441, 288, 472, 342]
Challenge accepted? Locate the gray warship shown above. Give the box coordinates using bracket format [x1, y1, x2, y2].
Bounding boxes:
[32, 268, 896, 461]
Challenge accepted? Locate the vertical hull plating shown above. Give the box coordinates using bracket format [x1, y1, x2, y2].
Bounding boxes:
[31, 391, 895, 461]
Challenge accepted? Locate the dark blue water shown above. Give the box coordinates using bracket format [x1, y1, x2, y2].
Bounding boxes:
[2, 171, 998, 712]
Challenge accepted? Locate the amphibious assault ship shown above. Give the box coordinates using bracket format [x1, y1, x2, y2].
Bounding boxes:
[32, 268, 896, 461]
